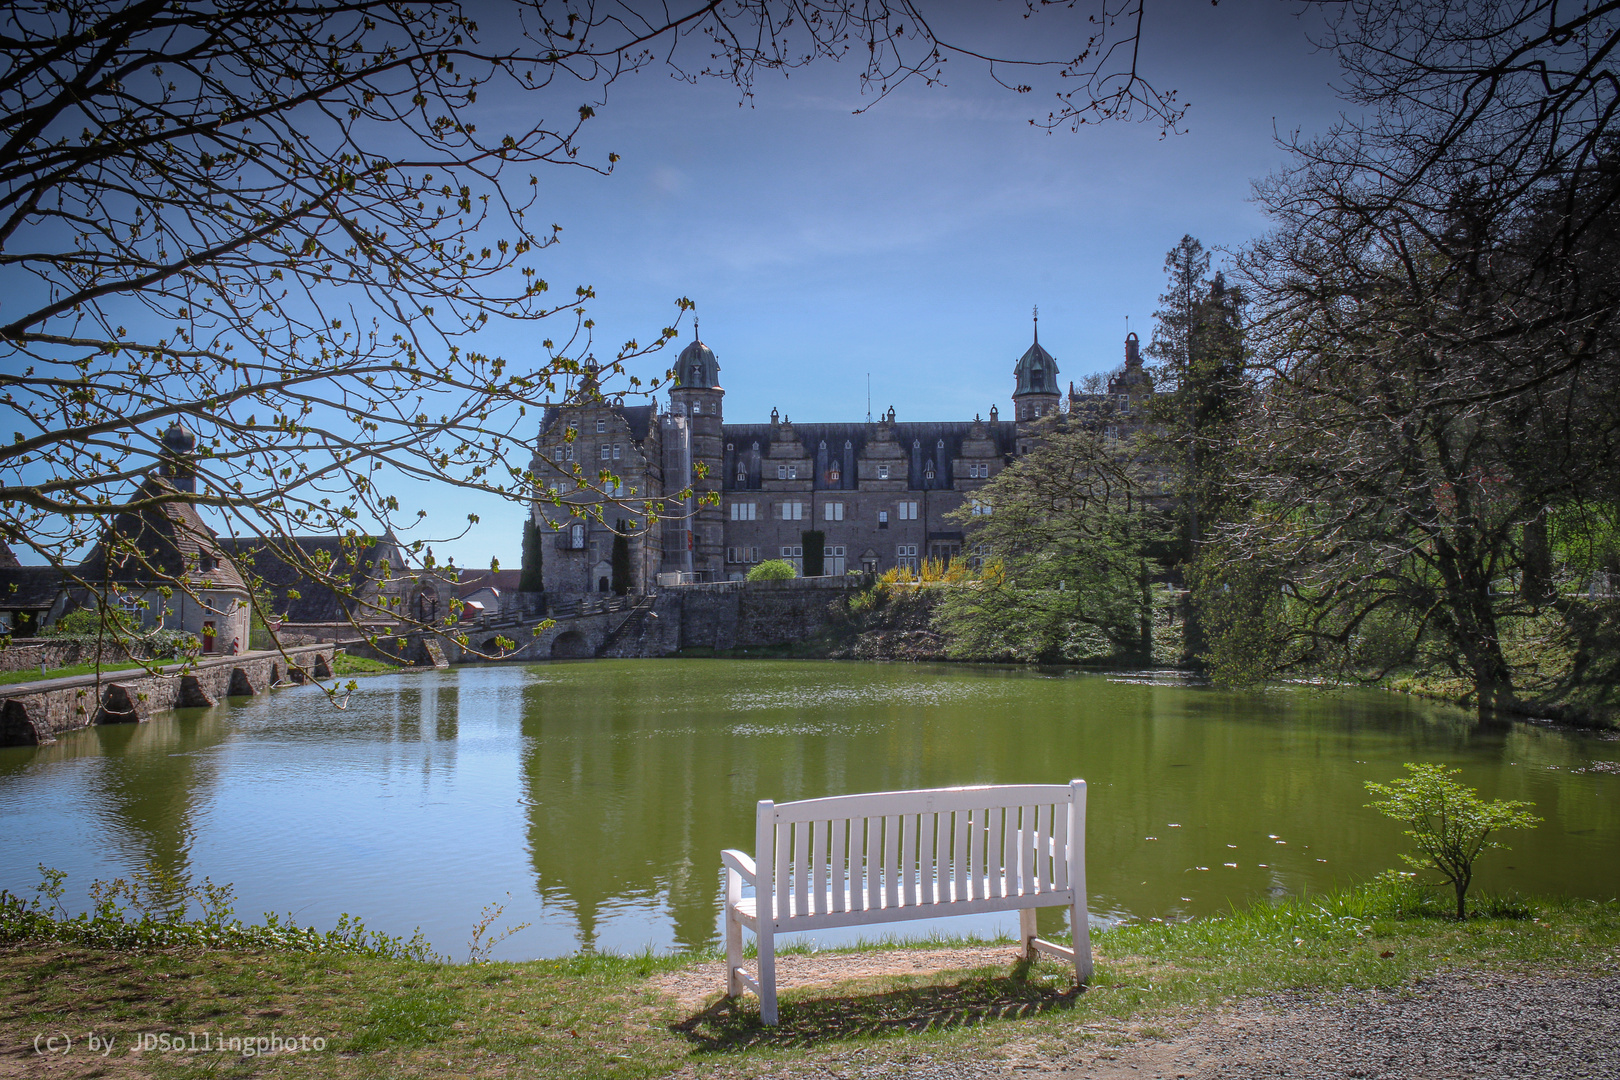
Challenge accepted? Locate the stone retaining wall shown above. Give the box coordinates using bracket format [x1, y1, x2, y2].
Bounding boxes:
[661, 575, 865, 653]
[0, 638, 146, 674]
[0, 644, 337, 747]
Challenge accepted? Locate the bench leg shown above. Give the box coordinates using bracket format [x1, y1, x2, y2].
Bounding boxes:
[724, 871, 744, 998]
[757, 925, 778, 1026]
[1071, 896, 1093, 984]
[1020, 907, 1038, 962]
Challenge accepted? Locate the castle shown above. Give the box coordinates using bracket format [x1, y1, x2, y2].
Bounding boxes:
[531, 323, 1154, 598]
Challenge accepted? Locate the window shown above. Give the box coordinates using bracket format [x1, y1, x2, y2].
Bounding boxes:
[692, 402, 701, 414]
[612, 443, 622, 460]
[779, 502, 804, 521]
[924, 463, 935, 482]
[569, 524, 585, 549]
[828, 465, 841, 482]
[827, 545, 847, 575]
[780, 544, 803, 572]
[878, 510, 889, 529]
[898, 501, 918, 520]
[823, 502, 844, 521]
[968, 543, 992, 570]
[971, 498, 992, 516]
[729, 502, 757, 521]
[596, 418, 606, 433]
[897, 544, 918, 570]
[877, 464, 889, 480]
[564, 444, 574, 462]
[787, 465, 797, 479]
[600, 444, 611, 460]
[777, 464, 787, 479]
[737, 465, 748, 482]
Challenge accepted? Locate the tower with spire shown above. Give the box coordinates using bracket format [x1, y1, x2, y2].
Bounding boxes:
[1012, 306, 1061, 452]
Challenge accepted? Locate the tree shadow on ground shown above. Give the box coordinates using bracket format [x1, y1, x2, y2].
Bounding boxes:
[672, 962, 1082, 1051]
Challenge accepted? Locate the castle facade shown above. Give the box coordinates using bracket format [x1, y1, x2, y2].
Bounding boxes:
[531, 326, 1153, 598]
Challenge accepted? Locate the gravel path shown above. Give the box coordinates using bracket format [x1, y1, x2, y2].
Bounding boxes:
[660, 960, 1620, 1080]
[1053, 972, 1620, 1080]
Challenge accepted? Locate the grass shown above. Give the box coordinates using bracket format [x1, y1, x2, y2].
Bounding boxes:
[0, 659, 148, 686]
[1, 883, 1615, 1079]
[331, 652, 400, 676]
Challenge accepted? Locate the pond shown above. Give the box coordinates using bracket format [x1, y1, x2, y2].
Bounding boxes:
[1, 660, 1616, 961]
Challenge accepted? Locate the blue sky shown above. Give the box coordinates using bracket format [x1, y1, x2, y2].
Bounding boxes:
[433, 0, 1347, 567]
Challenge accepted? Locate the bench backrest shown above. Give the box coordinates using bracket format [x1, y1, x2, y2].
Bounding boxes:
[755, 781, 1084, 923]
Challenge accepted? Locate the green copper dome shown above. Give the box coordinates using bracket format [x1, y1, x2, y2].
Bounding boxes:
[1013, 340, 1058, 397]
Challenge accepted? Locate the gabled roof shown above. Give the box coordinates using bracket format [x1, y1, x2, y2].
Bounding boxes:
[216, 534, 400, 623]
[77, 475, 246, 592]
[0, 565, 64, 611]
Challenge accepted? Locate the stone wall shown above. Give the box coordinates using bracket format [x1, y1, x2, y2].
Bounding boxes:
[0, 644, 336, 747]
[0, 638, 146, 674]
[662, 575, 865, 653]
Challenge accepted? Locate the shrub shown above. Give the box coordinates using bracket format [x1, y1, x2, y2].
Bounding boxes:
[747, 559, 796, 582]
[1366, 763, 1542, 920]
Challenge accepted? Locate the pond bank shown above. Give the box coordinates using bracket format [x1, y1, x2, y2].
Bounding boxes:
[2, 886, 1614, 1079]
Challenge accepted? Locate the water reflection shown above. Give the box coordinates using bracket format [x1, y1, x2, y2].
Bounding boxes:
[0, 661, 1616, 960]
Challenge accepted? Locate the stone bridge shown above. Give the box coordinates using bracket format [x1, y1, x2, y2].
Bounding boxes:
[438, 594, 663, 661]
[0, 644, 338, 747]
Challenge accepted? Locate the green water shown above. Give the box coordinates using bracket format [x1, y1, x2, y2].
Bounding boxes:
[1, 660, 1615, 959]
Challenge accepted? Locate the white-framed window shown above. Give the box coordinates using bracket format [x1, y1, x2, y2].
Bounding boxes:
[612, 443, 622, 460]
[600, 444, 611, 460]
[877, 464, 890, 480]
[596, 418, 607, 433]
[736, 464, 747, 482]
[823, 502, 844, 521]
[897, 544, 918, 570]
[971, 498, 992, 516]
[878, 510, 889, 528]
[779, 502, 804, 521]
[564, 444, 574, 462]
[788, 465, 797, 479]
[969, 543, 992, 570]
[729, 502, 757, 521]
[780, 544, 803, 572]
[827, 545, 847, 575]
[569, 524, 585, 549]
[692, 402, 701, 414]
[898, 501, 918, 520]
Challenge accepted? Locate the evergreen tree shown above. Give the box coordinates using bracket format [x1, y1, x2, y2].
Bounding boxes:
[519, 519, 545, 593]
[610, 523, 631, 597]
[1146, 236, 1250, 665]
[801, 531, 826, 577]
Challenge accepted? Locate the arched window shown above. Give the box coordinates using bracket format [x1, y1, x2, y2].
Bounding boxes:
[737, 465, 747, 482]
[570, 524, 585, 549]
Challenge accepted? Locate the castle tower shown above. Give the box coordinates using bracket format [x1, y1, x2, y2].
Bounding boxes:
[1012, 309, 1060, 455]
[669, 326, 725, 579]
[1106, 331, 1153, 401]
[160, 418, 198, 493]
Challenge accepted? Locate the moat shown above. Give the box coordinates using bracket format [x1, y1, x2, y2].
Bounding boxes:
[1, 660, 1616, 960]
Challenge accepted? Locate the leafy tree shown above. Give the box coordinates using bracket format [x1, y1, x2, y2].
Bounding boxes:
[609, 523, 630, 597]
[801, 530, 826, 577]
[938, 419, 1166, 664]
[518, 519, 545, 594]
[0, 1, 1180, 658]
[746, 559, 796, 583]
[1365, 763, 1541, 921]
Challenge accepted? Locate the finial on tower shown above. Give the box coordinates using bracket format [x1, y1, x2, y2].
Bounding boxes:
[694, 316, 699, 342]
[1033, 304, 1039, 344]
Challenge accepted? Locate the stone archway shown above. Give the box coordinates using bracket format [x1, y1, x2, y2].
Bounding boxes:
[550, 630, 591, 658]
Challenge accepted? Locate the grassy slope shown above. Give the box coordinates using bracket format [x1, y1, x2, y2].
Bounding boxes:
[4, 890, 1615, 1079]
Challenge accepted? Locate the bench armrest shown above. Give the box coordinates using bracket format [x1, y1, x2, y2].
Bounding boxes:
[721, 849, 756, 883]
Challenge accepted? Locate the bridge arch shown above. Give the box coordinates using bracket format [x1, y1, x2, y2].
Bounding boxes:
[550, 630, 592, 659]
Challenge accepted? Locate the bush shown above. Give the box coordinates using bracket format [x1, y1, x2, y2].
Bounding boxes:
[1366, 763, 1542, 920]
[747, 559, 797, 582]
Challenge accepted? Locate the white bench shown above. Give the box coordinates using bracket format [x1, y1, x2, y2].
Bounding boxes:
[721, 780, 1091, 1024]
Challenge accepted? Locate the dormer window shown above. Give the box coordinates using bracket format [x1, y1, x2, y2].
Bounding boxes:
[828, 465, 841, 482]
[878, 464, 889, 480]
[924, 464, 935, 481]
[737, 465, 747, 482]
[199, 554, 216, 573]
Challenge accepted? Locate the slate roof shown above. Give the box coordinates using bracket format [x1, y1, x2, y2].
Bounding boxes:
[456, 569, 522, 598]
[216, 534, 397, 623]
[77, 476, 247, 592]
[720, 420, 1016, 491]
[0, 565, 64, 611]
